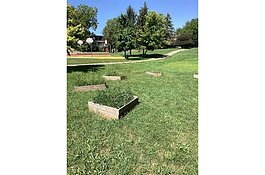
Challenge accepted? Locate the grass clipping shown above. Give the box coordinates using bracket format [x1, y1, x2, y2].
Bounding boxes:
[93, 87, 134, 108]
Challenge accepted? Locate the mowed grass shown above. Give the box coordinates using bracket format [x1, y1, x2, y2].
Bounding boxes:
[67, 58, 126, 65]
[67, 48, 198, 174]
[67, 48, 179, 65]
[111, 48, 179, 57]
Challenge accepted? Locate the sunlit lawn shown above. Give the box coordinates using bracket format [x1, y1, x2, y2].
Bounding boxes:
[67, 48, 179, 65]
[67, 58, 126, 65]
[67, 48, 198, 174]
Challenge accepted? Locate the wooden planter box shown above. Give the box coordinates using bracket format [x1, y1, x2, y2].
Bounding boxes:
[73, 84, 107, 92]
[88, 96, 139, 119]
[146, 71, 161, 77]
[102, 75, 125, 81]
[193, 73, 198, 79]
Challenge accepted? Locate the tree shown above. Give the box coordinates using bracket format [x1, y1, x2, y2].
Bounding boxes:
[75, 4, 98, 36]
[103, 18, 119, 52]
[125, 5, 137, 55]
[136, 2, 148, 31]
[115, 14, 131, 59]
[164, 13, 175, 47]
[136, 2, 148, 53]
[67, 24, 86, 52]
[67, 4, 98, 53]
[175, 32, 193, 48]
[67, 5, 86, 53]
[138, 11, 166, 57]
[175, 18, 198, 47]
[103, 5, 137, 57]
[126, 5, 137, 26]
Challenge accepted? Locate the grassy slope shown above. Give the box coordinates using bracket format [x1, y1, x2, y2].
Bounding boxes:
[67, 48, 198, 174]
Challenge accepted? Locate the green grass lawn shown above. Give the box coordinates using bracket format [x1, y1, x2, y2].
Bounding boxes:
[111, 48, 179, 57]
[67, 48, 179, 65]
[67, 48, 198, 174]
[67, 58, 126, 65]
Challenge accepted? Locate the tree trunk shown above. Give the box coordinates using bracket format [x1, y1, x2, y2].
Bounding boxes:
[67, 49, 70, 56]
[130, 49, 132, 56]
[142, 48, 144, 59]
[124, 50, 127, 59]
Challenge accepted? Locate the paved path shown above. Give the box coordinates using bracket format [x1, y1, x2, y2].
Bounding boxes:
[67, 49, 186, 67]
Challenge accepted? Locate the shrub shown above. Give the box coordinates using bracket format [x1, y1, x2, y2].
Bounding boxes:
[93, 87, 134, 108]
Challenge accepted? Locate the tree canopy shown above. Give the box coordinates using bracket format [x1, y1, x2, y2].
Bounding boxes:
[67, 4, 98, 52]
[175, 18, 198, 48]
[164, 13, 175, 47]
[102, 2, 198, 58]
[138, 11, 166, 54]
[102, 18, 119, 49]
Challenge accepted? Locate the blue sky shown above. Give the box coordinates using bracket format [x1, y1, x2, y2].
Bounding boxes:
[67, 0, 198, 35]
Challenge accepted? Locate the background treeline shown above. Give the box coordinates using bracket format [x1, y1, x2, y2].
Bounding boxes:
[175, 18, 198, 48]
[103, 2, 198, 57]
[67, 2, 198, 55]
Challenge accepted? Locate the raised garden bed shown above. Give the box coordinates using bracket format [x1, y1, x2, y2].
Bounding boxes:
[103, 71, 125, 80]
[88, 96, 139, 119]
[146, 71, 161, 77]
[88, 87, 138, 119]
[72, 73, 106, 92]
[102, 75, 125, 80]
[73, 84, 107, 92]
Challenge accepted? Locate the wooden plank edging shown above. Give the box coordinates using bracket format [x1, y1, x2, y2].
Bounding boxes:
[73, 84, 107, 92]
[146, 71, 162, 77]
[88, 96, 139, 119]
[102, 75, 124, 80]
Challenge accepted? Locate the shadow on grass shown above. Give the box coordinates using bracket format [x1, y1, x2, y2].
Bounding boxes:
[127, 54, 166, 60]
[67, 65, 105, 73]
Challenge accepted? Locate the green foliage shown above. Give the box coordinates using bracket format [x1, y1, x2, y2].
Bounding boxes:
[67, 24, 86, 51]
[103, 18, 119, 50]
[175, 32, 193, 48]
[136, 2, 148, 53]
[126, 5, 137, 26]
[176, 18, 198, 47]
[114, 6, 137, 58]
[102, 2, 177, 57]
[139, 11, 166, 53]
[67, 4, 98, 51]
[75, 5, 98, 31]
[93, 87, 134, 108]
[136, 2, 148, 32]
[164, 13, 175, 47]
